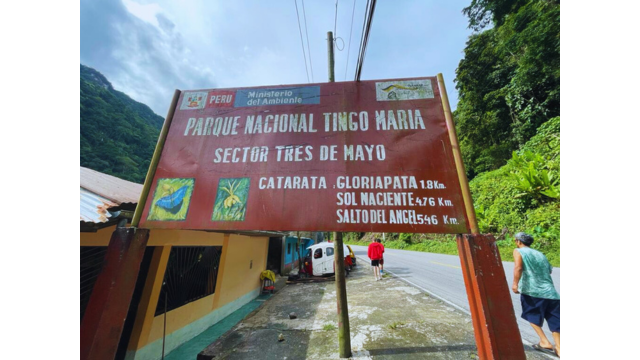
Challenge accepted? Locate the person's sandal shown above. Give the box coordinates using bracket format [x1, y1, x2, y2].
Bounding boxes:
[554, 346, 559, 358]
[532, 344, 555, 354]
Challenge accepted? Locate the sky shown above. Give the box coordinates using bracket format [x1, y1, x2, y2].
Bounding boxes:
[80, 0, 473, 116]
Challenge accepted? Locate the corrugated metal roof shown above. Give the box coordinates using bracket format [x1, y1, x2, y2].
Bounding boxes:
[80, 167, 143, 224]
[80, 188, 118, 223]
[80, 167, 143, 205]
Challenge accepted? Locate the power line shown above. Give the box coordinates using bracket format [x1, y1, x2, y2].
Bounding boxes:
[301, 0, 314, 82]
[334, 0, 339, 39]
[355, 0, 376, 81]
[344, 0, 357, 80]
[355, 0, 371, 81]
[294, 0, 310, 83]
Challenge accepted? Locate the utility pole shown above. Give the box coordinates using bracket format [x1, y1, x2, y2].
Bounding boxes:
[328, 31, 351, 359]
[328, 31, 335, 83]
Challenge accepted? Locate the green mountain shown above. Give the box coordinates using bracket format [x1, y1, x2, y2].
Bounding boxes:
[80, 64, 163, 183]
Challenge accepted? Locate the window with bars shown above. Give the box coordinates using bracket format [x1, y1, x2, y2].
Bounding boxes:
[155, 246, 222, 316]
[80, 246, 109, 322]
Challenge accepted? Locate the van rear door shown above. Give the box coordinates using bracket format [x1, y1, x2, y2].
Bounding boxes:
[312, 248, 323, 276]
[324, 246, 335, 274]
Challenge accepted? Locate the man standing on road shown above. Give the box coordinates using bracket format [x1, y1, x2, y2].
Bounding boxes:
[367, 237, 384, 281]
[512, 232, 560, 358]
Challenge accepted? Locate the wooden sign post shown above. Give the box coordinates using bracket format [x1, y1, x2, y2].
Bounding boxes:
[438, 74, 525, 359]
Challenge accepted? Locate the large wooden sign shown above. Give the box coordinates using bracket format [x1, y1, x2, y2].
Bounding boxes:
[139, 77, 470, 233]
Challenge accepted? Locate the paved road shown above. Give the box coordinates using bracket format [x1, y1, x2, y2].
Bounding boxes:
[350, 245, 560, 346]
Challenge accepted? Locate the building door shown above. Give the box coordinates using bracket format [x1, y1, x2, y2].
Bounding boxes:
[266, 237, 282, 274]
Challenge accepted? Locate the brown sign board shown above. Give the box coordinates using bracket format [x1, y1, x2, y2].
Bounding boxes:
[139, 77, 470, 233]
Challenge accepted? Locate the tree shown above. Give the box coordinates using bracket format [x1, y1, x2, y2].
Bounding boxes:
[454, 0, 560, 179]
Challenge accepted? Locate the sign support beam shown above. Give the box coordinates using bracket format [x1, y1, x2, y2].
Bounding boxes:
[457, 234, 527, 359]
[329, 30, 352, 359]
[80, 227, 150, 360]
[437, 74, 526, 360]
[132, 89, 182, 227]
[333, 232, 352, 358]
[436, 74, 478, 234]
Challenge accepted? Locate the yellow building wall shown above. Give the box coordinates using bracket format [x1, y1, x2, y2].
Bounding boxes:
[146, 229, 225, 246]
[80, 226, 114, 246]
[143, 233, 269, 347]
[81, 225, 270, 355]
[80, 226, 225, 247]
[147, 293, 216, 342]
[216, 234, 269, 306]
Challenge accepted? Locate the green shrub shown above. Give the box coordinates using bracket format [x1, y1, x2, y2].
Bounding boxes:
[399, 233, 412, 244]
[509, 150, 560, 202]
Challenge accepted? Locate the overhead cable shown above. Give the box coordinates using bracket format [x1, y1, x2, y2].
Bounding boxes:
[344, 0, 357, 80]
[355, 0, 371, 81]
[355, 0, 376, 81]
[302, 0, 314, 82]
[295, 0, 311, 83]
[334, 0, 339, 39]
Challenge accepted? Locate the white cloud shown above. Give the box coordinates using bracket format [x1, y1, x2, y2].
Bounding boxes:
[81, 0, 472, 115]
[121, 0, 163, 28]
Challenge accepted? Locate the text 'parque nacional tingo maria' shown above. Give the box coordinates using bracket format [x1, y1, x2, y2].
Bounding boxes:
[181, 109, 425, 164]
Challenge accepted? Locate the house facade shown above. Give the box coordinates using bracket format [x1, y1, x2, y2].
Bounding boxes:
[80, 167, 285, 360]
[281, 235, 315, 275]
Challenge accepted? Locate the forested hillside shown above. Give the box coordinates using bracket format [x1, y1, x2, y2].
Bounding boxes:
[80, 65, 163, 183]
[455, 0, 559, 179]
[345, 0, 560, 266]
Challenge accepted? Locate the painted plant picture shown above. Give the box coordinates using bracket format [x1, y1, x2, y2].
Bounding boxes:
[211, 178, 250, 221]
[147, 178, 195, 221]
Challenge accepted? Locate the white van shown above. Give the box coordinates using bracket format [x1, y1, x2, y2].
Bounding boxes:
[304, 242, 352, 277]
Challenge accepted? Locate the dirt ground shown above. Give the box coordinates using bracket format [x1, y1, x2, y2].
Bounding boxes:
[199, 263, 551, 359]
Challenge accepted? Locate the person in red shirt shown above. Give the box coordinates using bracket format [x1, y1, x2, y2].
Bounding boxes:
[367, 238, 384, 281]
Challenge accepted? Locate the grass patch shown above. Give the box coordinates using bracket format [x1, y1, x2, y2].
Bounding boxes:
[345, 236, 558, 268]
[323, 324, 336, 331]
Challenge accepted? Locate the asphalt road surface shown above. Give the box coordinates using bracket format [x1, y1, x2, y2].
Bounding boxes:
[350, 245, 560, 346]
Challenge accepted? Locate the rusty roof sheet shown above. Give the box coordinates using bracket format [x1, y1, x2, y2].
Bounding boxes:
[80, 167, 142, 224]
[80, 167, 143, 205]
[80, 188, 118, 223]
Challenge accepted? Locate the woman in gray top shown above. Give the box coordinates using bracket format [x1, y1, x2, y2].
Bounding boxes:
[512, 232, 560, 357]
